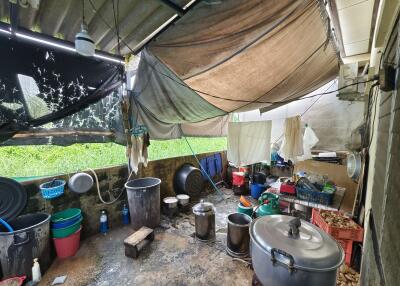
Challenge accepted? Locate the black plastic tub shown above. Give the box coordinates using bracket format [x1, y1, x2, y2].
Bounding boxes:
[0, 213, 51, 280]
[125, 178, 161, 230]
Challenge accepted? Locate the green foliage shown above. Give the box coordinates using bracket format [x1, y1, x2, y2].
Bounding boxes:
[0, 137, 227, 178]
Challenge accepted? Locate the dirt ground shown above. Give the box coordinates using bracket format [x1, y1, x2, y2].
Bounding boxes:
[39, 189, 254, 286]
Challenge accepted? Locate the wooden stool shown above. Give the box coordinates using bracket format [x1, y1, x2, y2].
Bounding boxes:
[124, 226, 154, 259]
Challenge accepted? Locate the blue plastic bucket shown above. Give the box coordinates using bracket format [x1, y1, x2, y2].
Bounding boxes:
[250, 183, 265, 199]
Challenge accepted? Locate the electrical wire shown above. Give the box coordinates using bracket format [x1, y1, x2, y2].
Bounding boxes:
[111, 0, 121, 55]
[88, 0, 135, 54]
[141, 52, 376, 105]
[273, 79, 337, 144]
[367, 84, 379, 148]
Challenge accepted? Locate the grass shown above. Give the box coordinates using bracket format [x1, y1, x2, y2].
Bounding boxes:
[0, 137, 227, 178]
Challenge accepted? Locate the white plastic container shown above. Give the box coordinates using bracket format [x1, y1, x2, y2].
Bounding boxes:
[32, 258, 41, 284]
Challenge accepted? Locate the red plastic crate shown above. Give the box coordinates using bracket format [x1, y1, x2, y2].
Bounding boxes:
[337, 239, 353, 265]
[312, 209, 364, 242]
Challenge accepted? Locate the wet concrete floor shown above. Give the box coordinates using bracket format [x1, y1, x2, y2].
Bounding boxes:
[39, 189, 254, 286]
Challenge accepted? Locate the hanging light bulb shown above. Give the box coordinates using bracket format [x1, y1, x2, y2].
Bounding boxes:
[75, 0, 95, 57]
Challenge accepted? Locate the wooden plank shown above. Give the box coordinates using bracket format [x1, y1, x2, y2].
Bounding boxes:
[124, 226, 153, 246]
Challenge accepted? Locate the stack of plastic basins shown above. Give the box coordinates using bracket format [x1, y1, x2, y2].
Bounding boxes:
[51, 208, 83, 258]
[232, 171, 246, 195]
[312, 209, 363, 265]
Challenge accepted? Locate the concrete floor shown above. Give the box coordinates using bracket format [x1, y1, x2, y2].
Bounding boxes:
[39, 189, 254, 286]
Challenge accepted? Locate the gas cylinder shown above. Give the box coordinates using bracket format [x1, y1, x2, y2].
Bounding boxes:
[256, 192, 281, 217]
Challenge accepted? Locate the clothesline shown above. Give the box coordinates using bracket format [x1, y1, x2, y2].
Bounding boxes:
[272, 80, 337, 144]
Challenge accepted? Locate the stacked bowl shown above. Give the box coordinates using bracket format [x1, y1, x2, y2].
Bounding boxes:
[51, 208, 83, 258]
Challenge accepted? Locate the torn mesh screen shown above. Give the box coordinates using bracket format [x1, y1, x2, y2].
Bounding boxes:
[0, 35, 122, 143]
[2, 90, 125, 146]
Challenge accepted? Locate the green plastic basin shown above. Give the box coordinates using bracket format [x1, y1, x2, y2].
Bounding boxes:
[51, 217, 83, 238]
[51, 208, 82, 223]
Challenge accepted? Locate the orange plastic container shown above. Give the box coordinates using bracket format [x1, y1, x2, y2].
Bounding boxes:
[53, 227, 81, 258]
[337, 239, 353, 265]
[311, 209, 364, 242]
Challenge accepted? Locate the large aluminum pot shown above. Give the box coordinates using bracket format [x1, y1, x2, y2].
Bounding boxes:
[250, 215, 344, 286]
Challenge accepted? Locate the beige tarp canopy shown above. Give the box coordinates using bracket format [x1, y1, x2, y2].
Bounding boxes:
[131, 0, 339, 138]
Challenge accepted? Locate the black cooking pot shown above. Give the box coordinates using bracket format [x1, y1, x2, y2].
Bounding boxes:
[252, 172, 266, 185]
[173, 163, 204, 197]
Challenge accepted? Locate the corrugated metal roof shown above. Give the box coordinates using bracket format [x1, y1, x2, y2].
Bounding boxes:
[0, 0, 192, 55]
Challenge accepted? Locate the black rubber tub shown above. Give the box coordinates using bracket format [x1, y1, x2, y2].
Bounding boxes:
[0, 213, 51, 280]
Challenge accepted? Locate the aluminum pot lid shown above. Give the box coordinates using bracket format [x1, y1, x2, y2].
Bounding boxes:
[250, 215, 344, 271]
[68, 172, 94, 194]
[193, 200, 214, 213]
[163, 197, 178, 204]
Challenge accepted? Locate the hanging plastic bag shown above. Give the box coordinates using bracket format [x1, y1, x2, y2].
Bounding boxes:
[298, 124, 319, 161]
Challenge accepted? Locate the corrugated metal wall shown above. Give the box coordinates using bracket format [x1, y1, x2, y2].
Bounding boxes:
[361, 16, 400, 286]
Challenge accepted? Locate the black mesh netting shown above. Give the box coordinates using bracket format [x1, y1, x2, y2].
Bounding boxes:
[0, 35, 123, 144]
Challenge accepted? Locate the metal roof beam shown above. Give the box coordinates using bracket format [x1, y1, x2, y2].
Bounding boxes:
[133, 0, 201, 54]
[157, 0, 185, 16]
[9, 0, 18, 34]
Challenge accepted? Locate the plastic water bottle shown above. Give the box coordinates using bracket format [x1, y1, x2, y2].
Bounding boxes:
[99, 210, 108, 234]
[32, 258, 41, 285]
[122, 204, 130, 225]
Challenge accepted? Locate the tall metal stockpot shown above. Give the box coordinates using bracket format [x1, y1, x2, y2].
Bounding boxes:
[192, 200, 215, 242]
[250, 215, 344, 286]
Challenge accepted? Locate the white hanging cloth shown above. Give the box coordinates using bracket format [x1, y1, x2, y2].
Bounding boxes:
[227, 121, 272, 166]
[298, 124, 319, 161]
[279, 116, 304, 162]
[127, 134, 149, 174]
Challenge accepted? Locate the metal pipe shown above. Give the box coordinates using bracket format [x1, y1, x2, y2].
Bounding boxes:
[0, 22, 124, 64]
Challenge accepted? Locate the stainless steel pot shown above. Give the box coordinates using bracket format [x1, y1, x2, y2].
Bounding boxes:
[163, 197, 178, 209]
[227, 213, 252, 257]
[250, 215, 344, 286]
[192, 200, 215, 242]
